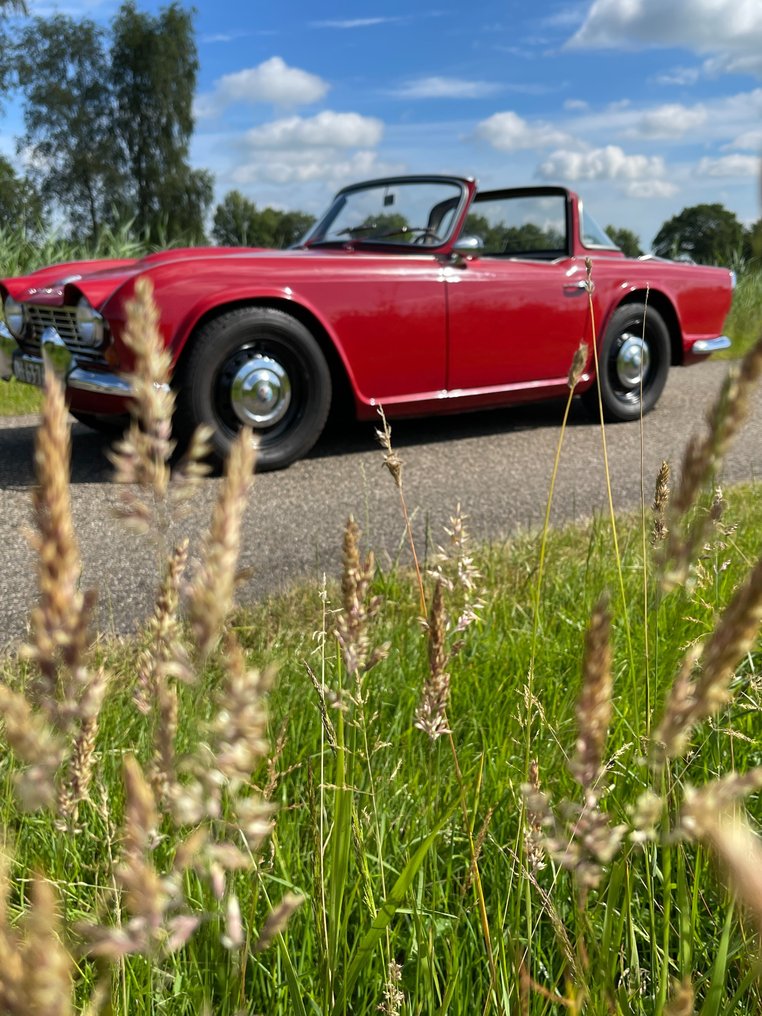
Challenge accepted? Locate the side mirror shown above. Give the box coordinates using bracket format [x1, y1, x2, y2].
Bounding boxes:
[452, 235, 484, 254]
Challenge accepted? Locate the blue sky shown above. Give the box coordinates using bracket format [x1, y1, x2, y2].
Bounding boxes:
[2, 0, 761, 246]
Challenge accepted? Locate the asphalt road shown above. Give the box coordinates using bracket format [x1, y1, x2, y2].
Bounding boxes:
[2, 359, 761, 650]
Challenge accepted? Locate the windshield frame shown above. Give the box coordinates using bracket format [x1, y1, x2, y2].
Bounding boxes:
[302, 175, 471, 251]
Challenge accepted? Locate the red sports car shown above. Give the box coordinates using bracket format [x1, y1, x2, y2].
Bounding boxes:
[1, 175, 734, 470]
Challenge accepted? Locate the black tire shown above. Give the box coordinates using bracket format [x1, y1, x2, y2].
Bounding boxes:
[70, 411, 129, 436]
[582, 303, 670, 422]
[173, 307, 331, 471]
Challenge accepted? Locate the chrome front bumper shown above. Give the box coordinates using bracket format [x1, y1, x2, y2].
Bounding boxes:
[1, 321, 135, 398]
[690, 335, 732, 354]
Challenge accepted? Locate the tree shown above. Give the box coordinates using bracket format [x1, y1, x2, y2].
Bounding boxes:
[14, 15, 123, 238]
[745, 219, 762, 263]
[0, 155, 44, 235]
[212, 191, 315, 248]
[111, 1, 211, 243]
[653, 204, 745, 265]
[604, 225, 642, 258]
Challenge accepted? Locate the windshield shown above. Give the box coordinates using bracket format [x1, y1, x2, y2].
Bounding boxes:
[304, 178, 466, 248]
[580, 206, 619, 250]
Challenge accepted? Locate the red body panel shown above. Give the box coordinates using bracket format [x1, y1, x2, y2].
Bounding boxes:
[1, 181, 734, 425]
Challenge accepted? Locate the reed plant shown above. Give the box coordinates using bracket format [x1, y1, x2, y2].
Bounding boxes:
[0, 273, 760, 1014]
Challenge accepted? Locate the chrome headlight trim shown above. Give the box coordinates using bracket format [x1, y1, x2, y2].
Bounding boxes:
[3, 294, 25, 338]
[75, 296, 105, 348]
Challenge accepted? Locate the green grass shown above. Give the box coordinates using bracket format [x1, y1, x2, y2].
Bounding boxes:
[1, 375, 43, 415]
[724, 267, 762, 357]
[2, 484, 762, 1013]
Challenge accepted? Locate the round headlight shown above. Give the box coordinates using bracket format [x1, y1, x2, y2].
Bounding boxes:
[3, 295, 25, 338]
[75, 296, 105, 348]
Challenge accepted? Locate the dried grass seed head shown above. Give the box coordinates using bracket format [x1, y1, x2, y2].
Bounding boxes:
[187, 427, 255, 657]
[570, 596, 613, 795]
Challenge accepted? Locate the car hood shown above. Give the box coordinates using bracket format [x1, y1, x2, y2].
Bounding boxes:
[1, 246, 283, 307]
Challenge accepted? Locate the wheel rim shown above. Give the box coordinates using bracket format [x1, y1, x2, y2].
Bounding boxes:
[610, 330, 653, 404]
[217, 349, 296, 431]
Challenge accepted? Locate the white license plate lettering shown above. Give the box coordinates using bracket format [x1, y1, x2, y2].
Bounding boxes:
[13, 357, 44, 387]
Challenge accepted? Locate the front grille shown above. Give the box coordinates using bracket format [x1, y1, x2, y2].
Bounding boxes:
[19, 305, 109, 366]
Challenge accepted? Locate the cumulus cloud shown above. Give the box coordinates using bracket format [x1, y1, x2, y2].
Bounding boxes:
[245, 112, 383, 150]
[696, 154, 760, 176]
[475, 111, 573, 151]
[391, 76, 501, 99]
[726, 129, 762, 150]
[537, 144, 676, 197]
[568, 0, 762, 77]
[635, 103, 707, 139]
[231, 149, 404, 187]
[196, 57, 328, 117]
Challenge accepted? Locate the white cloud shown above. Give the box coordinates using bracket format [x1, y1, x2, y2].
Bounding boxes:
[624, 180, 679, 198]
[564, 98, 589, 111]
[391, 76, 501, 99]
[568, 0, 762, 77]
[653, 66, 700, 86]
[245, 112, 383, 150]
[537, 144, 676, 197]
[696, 154, 760, 177]
[726, 129, 762, 150]
[635, 103, 707, 138]
[231, 149, 404, 186]
[310, 17, 403, 28]
[475, 111, 573, 151]
[196, 57, 328, 117]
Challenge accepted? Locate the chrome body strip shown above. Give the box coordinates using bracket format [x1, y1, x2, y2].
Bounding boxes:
[690, 335, 732, 354]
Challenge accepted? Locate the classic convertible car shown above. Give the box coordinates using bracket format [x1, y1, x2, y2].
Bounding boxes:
[1, 175, 734, 470]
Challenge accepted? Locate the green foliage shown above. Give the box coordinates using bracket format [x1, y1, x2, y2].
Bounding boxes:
[11, 1, 211, 244]
[212, 190, 315, 248]
[111, 1, 211, 244]
[605, 224, 643, 257]
[723, 265, 762, 357]
[14, 14, 122, 239]
[464, 213, 563, 254]
[0, 155, 44, 236]
[653, 203, 746, 265]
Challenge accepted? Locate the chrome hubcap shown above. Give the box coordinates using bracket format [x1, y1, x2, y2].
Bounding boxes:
[616, 332, 649, 389]
[229, 356, 291, 428]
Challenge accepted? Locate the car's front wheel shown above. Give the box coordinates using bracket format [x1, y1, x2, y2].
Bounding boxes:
[174, 307, 332, 470]
[582, 302, 671, 422]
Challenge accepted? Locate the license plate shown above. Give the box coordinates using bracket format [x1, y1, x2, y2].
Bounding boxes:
[13, 356, 44, 387]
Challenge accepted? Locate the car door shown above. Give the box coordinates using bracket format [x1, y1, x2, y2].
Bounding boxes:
[445, 190, 590, 391]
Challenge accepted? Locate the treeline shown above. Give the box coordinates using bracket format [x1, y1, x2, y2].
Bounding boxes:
[0, 1, 760, 261]
[0, 1, 315, 248]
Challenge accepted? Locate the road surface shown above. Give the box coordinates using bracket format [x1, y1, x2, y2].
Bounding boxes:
[1, 360, 760, 649]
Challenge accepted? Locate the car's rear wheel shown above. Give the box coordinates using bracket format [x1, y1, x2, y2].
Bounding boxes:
[582, 302, 670, 422]
[174, 307, 332, 470]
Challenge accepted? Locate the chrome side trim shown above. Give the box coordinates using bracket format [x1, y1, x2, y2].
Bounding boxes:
[691, 335, 732, 354]
[0, 321, 18, 380]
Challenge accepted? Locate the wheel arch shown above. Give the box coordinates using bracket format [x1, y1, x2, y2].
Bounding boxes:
[611, 288, 683, 366]
[176, 296, 357, 419]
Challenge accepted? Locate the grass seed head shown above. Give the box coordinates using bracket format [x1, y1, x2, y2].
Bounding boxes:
[568, 340, 589, 389]
[253, 891, 304, 953]
[570, 596, 612, 796]
[375, 405, 402, 488]
[414, 579, 451, 740]
[187, 428, 255, 657]
[651, 460, 670, 545]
